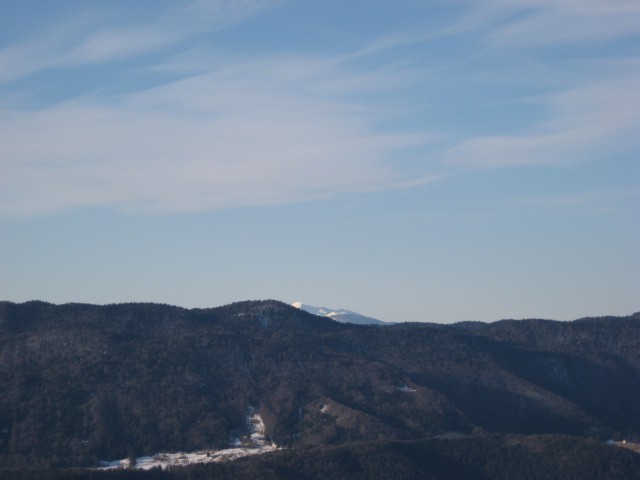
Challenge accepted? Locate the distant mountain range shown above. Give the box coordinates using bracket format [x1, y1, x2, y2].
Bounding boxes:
[0, 300, 639, 479]
[291, 301, 389, 325]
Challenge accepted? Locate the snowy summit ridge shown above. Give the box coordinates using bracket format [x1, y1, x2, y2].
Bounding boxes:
[292, 302, 388, 325]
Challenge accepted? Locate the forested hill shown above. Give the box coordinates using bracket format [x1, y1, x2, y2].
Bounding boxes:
[0, 300, 639, 473]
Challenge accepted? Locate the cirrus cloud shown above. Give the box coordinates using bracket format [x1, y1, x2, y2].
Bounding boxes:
[0, 53, 436, 215]
[1, 0, 639, 216]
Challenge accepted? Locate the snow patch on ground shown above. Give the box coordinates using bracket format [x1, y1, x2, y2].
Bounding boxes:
[384, 383, 416, 393]
[397, 384, 416, 393]
[98, 406, 276, 471]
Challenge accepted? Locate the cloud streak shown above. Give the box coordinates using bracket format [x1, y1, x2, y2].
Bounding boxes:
[442, 74, 640, 168]
[0, 0, 281, 86]
[1, 0, 638, 216]
[0, 53, 434, 215]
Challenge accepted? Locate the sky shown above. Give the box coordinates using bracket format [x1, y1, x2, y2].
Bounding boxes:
[1, 0, 638, 323]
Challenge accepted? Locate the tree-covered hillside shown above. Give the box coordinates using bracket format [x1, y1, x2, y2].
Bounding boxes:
[0, 300, 638, 476]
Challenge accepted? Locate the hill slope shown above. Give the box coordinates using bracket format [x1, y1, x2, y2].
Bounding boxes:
[0, 300, 638, 472]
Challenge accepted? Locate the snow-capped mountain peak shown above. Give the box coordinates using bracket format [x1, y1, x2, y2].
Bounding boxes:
[292, 302, 388, 325]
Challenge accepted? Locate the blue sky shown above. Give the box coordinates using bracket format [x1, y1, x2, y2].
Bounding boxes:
[1, 0, 638, 322]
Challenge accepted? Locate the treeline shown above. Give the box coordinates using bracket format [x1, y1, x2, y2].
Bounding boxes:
[0, 301, 639, 469]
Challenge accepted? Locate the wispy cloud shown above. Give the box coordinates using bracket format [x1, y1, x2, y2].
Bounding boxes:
[368, 0, 640, 52]
[402, 1, 640, 170]
[486, 1, 640, 47]
[1, 0, 638, 216]
[0, 0, 282, 86]
[441, 73, 640, 168]
[0, 51, 434, 215]
[62, 27, 179, 65]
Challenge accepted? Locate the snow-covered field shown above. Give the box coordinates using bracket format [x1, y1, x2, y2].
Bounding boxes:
[98, 407, 277, 471]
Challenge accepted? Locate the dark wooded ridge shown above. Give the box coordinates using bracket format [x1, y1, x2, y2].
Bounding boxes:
[1, 300, 639, 479]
